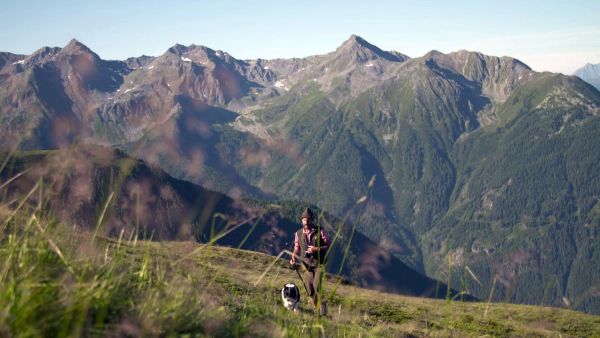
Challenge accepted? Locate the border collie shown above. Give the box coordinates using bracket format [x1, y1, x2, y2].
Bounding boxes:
[281, 283, 300, 312]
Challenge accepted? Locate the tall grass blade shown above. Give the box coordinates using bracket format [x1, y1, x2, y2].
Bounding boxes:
[484, 275, 498, 319]
[93, 192, 114, 243]
[1, 182, 39, 230]
[0, 170, 29, 191]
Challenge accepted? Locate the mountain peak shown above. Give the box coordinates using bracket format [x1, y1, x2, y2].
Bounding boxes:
[338, 34, 374, 51]
[64, 39, 90, 52]
[573, 62, 600, 89]
[166, 43, 217, 56]
[575, 62, 600, 72]
[423, 50, 444, 59]
[23, 41, 93, 66]
[346, 34, 367, 44]
[61, 39, 99, 60]
[336, 34, 408, 62]
[167, 43, 189, 55]
[579, 62, 600, 72]
[66, 38, 83, 46]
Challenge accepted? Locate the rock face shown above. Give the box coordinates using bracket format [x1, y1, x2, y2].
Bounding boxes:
[1, 35, 600, 314]
[574, 62, 600, 90]
[125, 55, 155, 69]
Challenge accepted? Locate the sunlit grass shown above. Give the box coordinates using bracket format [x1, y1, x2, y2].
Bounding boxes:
[2, 208, 599, 337]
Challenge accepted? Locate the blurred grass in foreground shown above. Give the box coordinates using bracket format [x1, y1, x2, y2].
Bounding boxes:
[1, 205, 599, 337]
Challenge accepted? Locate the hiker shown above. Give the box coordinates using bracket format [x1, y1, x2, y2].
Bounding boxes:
[289, 207, 330, 315]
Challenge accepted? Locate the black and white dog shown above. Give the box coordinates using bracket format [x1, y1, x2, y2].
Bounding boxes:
[281, 283, 300, 312]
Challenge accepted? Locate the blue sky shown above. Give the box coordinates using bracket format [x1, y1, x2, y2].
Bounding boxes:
[1, 0, 599, 74]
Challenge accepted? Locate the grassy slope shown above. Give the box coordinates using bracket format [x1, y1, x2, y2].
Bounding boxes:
[1, 216, 598, 337]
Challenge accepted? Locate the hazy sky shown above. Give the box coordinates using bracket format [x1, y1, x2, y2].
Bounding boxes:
[1, 0, 599, 74]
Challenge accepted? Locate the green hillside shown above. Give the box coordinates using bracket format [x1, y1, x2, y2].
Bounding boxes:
[1, 218, 598, 337]
[432, 74, 600, 313]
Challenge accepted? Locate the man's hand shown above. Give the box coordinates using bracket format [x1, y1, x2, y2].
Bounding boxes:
[307, 246, 318, 254]
[289, 259, 299, 270]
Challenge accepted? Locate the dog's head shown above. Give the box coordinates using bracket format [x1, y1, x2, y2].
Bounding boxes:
[281, 283, 300, 311]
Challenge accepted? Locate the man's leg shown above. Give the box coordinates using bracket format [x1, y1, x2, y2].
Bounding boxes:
[303, 269, 316, 307]
[314, 267, 327, 315]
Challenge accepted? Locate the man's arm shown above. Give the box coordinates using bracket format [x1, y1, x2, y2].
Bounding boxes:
[290, 231, 300, 264]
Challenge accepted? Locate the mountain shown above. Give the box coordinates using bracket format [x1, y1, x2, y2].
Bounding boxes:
[1, 36, 600, 314]
[227, 43, 536, 263]
[229, 49, 600, 313]
[0, 40, 277, 197]
[0, 39, 130, 149]
[0, 52, 26, 70]
[0, 145, 455, 298]
[574, 62, 600, 90]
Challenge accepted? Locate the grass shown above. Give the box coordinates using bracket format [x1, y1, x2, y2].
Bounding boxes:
[1, 208, 599, 337]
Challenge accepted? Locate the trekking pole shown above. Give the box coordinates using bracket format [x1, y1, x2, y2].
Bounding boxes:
[291, 262, 310, 298]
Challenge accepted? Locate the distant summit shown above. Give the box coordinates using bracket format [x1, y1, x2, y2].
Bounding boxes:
[574, 62, 600, 90]
[335, 34, 409, 62]
[62, 38, 96, 56]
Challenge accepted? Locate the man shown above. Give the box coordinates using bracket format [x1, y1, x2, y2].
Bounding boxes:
[289, 207, 330, 315]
